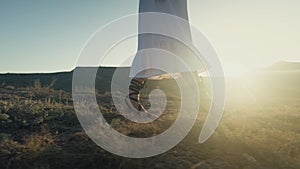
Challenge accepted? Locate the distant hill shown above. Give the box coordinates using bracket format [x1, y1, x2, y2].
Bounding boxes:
[242, 61, 300, 98]
[264, 61, 300, 72]
[0, 67, 184, 97]
[0, 62, 299, 98]
[0, 67, 121, 93]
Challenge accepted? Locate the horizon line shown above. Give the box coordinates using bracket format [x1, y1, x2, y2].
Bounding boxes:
[1, 60, 299, 74]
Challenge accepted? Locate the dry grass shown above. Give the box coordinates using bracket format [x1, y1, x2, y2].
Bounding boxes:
[0, 82, 299, 169]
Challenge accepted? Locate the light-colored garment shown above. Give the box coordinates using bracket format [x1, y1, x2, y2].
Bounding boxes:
[130, 0, 205, 78]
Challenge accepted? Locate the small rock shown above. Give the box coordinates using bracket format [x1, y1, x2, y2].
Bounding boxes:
[192, 161, 211, 169]
[0, 133, 12, 141]
[0, 113, 10, 121]
[35, 117, 44, 124]
[243, 153, 257, 163]
[0, 149, 12, 155]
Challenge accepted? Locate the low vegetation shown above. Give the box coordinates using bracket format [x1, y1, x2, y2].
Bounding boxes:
[0, 67, 299, 169]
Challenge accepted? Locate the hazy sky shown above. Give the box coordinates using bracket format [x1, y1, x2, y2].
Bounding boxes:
[0, 0, 299, 74]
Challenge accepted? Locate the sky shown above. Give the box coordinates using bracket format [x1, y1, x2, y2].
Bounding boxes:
[0, 0, 299, 75]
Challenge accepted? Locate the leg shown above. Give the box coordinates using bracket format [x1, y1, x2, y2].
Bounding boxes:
[127, 77, 147, 111]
